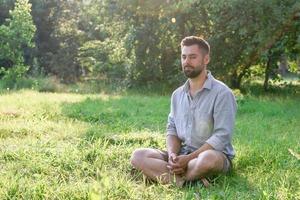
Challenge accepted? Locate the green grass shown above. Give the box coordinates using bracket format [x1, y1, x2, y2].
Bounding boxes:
[0, 90, 299, 199]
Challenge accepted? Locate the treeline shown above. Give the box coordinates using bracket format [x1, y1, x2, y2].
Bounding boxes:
[0, 0, 299, 90]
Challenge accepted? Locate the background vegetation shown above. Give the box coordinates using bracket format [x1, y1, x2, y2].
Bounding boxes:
[0, 0, 299, 91]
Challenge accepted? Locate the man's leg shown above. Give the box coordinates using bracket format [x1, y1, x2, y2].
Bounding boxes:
[130, 148, 183, 185]
[185, 149, 229, 182]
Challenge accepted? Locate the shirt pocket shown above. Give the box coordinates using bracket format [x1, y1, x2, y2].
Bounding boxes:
[192, 112, 213, 147]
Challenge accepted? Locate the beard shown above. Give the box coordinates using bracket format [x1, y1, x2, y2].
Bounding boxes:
[183, 64, 204, 78]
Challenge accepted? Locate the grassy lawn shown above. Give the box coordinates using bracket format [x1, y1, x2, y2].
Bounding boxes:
[0, 90, 299, 199]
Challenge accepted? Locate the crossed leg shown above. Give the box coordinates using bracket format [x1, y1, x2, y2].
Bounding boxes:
[130, 148, 228, 186]
[130, 148, 181, 184]
[185, 149, 227, 181]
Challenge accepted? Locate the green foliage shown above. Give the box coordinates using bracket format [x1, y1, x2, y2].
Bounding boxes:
[1, 0, 299, 90]
[0, 65, 29, 89]
[77, 0, 299, 89]
[208, 0, 300, 88]
[78, 39, 129, 81]
[34, 76, 63, 92]
[7, 0, 35, 49]
[0, 0, 36, 88]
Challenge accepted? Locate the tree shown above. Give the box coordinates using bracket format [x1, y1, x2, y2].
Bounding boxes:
[0, 0, 36, 87]
[3, 0, 297, 90]
[208, 0, 300, 89]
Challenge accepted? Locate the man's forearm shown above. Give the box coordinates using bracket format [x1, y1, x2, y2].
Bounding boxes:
[187, 143, 214, 161]
[166, 135, 181, 155]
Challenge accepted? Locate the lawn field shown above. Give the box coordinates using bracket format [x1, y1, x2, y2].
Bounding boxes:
[0, 90, 299, 199]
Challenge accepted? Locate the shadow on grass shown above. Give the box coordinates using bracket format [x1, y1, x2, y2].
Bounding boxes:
[61, 95, 169, 141]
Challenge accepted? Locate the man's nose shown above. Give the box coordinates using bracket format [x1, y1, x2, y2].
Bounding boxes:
[183, 57, 190, 65]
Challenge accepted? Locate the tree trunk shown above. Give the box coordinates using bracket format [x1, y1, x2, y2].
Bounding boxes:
[231, 67, 248, 89]
[231, 70, 241, 89]
[264, 55, 272, 91]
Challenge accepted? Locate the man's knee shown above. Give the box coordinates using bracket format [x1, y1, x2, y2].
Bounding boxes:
[196, 150, 223, 172]
[186, 150, 224, 180]
[187, 150, 222, 173]
[130, 148, 148, 169]
[130, 148, 166, 169]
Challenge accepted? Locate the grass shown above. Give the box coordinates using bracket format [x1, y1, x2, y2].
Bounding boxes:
[0, 89, 299, 199]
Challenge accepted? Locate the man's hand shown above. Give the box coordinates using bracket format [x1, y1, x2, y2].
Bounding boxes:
[167, 154, 190, 175]
[168, 152, 178, 165]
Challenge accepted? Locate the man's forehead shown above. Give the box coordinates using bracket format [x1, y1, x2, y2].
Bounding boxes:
[181, 45, 201, 55]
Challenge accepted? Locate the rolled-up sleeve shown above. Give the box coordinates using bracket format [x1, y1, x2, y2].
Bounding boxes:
[166, 93, 178, 136]
[206, 90, 237, 151]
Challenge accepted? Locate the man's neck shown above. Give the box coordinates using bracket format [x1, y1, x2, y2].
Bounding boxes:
[189, 69, 207, 96]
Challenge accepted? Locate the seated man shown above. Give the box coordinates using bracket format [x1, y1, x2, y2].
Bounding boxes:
[130, 36, 237, 187]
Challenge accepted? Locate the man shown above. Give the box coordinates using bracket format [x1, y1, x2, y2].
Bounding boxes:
[130, 36, 237, 187]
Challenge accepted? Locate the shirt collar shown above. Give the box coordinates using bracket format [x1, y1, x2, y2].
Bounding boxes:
[183, 71, 213, 93]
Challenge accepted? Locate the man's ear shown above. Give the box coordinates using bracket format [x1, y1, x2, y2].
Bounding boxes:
[204, 54, 210, 65]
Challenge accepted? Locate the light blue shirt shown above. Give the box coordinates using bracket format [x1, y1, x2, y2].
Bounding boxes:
[166, 71, 237, 159]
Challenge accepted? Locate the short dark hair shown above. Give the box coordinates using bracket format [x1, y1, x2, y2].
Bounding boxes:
[181, 36, 210, 55]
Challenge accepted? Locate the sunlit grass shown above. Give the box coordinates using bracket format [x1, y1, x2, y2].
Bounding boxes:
[0, 90, 299, 199]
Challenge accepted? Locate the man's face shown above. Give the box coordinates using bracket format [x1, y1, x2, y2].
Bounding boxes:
[181, 44, 209, 78]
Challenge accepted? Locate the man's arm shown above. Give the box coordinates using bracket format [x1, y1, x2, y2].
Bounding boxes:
[166, 92, 181, 158]
[169, 143, 213, 174]
[166, 135, 182, 174]
[185, 143, 214, 160]
[166, 135, 181, 156]
[206, 89, 237, 151]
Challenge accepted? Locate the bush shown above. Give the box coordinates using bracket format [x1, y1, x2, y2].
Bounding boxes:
[34, 76, 64, 92]
[0, 65, 29, 89]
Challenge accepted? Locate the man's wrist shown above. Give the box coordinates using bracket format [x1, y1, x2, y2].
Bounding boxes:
[186, 153, 196, 161]
[168, 151, 177, 156]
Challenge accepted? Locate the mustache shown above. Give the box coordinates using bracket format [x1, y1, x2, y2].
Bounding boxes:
[183, 65, 194, 69]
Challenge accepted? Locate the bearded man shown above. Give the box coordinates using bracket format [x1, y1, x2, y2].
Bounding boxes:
[130, 36, 237, 187]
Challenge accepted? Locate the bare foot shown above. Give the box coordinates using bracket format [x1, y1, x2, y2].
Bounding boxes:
[201, 177, 210, 188]
[175, 175, 185, 187]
